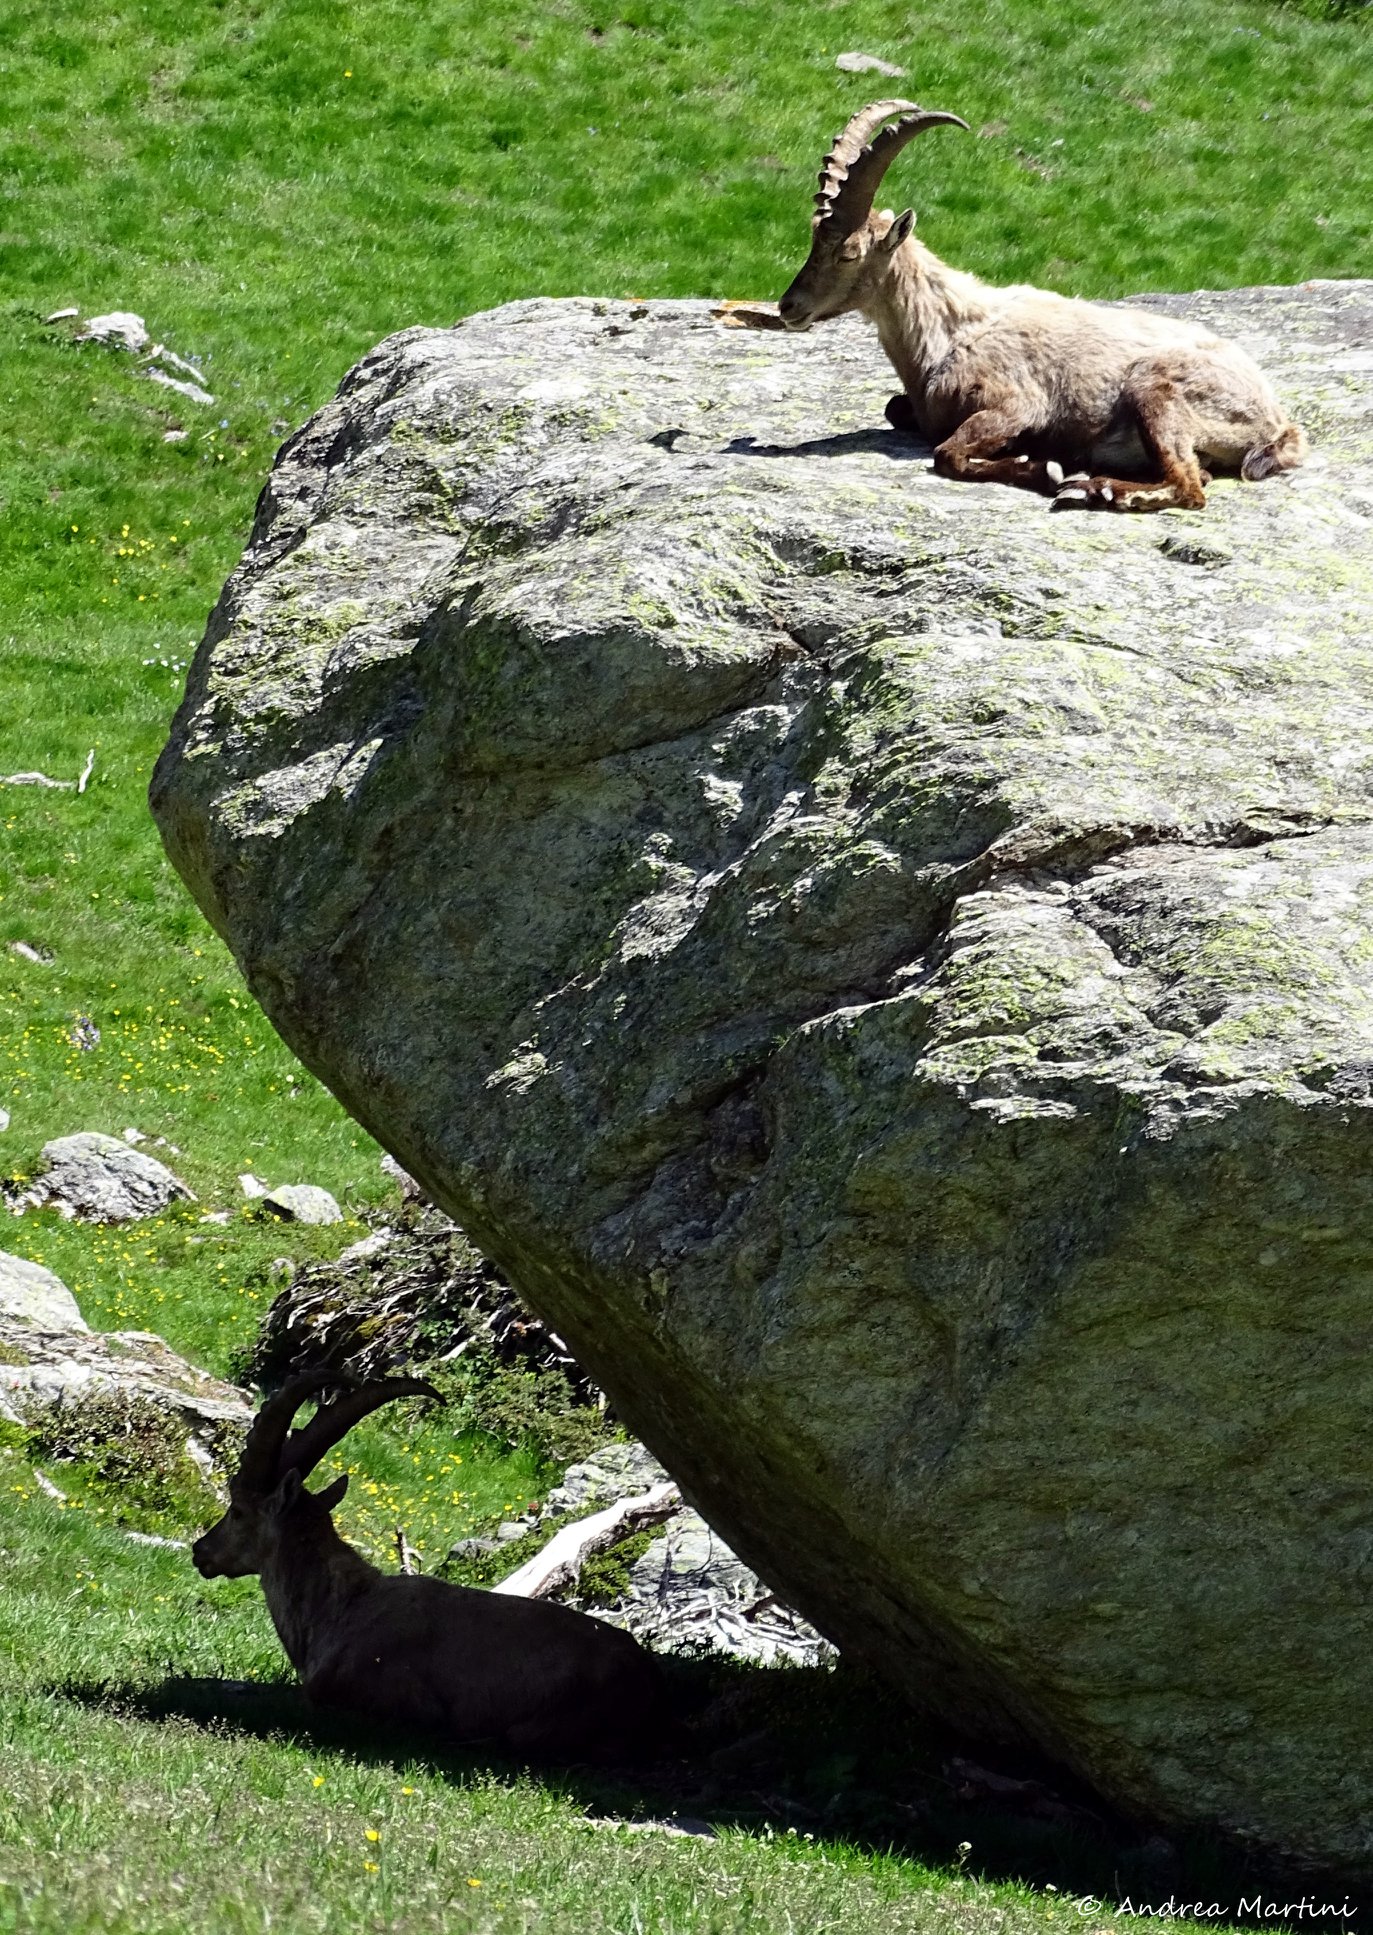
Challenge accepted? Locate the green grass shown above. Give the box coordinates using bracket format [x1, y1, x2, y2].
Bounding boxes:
[0, 0, 1369, 1926]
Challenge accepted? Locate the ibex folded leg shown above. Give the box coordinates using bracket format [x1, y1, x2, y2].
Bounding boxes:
[932, 407, 1061, 496]
[1052, 372, 1212, 513]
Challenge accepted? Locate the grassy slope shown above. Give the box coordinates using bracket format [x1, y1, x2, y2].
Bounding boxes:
[0, 1464, 1264, 1935]
[0, 0, 1369, 1927]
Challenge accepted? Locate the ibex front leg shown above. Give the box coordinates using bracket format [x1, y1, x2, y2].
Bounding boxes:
[894, 400, 1061, 497]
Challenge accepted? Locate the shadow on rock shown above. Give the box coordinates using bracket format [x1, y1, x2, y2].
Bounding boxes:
[721, 428, 934, 461]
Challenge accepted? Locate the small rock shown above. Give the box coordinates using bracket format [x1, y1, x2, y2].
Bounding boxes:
[8, 941, 52, 965]
[76, 310, 151, 353]
[199, 1210, 233, 1225]
[628, 1509, 759, 1601]
[45, 307, 80, 324]
[496, 1519, 532, 1543]
[0, 1251, 87, 1331]
[26, 1132, 194, 1222]
[447, 1536, 499, 1562]
[0, 1307, 251, 1482]
[835, 50, 906, 77]
[259, 1183, 343, 1225]
[163, 429, 189, 443]
[0, 1110, 9, 1134]
[337, 1227, 394, 1264]
[1160, 534, 1232, 568]
[380, 1151, 425, 1201]
[238, 1173, 269, 1199]
[122, 1127, 146, 1145]
[543, 1440, 670, 1517]
[586, 1815, 716, 1840]
[617, 1508, 835, 1668]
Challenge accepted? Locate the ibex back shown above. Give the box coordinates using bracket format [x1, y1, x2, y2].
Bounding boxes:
[193, 1373, 672, 1762]
[778, 101, 1307, 512]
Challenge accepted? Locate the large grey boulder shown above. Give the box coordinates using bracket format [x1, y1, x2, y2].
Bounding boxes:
[151, 282, 1373, 1876]
[19, 1132, 193, 1221]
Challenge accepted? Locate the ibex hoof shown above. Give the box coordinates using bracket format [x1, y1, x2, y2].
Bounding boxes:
[1051, 473, 1112, 511]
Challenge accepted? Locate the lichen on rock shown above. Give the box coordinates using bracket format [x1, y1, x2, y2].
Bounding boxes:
[152, 282, 1373, 1878]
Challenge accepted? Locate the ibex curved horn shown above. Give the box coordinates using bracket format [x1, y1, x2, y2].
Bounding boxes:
[235, 1369, 341, 1491]
[814, 100, 969, 230]
[279, 1376, 445, 1481]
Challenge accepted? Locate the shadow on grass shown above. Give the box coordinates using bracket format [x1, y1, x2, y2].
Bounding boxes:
[51, 1655, 1357, 1922]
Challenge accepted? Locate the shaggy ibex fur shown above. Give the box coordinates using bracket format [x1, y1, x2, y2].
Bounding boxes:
[778, 101, 1307, 512]
[193, 1373, 672, 1762]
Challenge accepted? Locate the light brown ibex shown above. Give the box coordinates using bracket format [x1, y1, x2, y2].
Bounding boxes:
[192, 1372, 673, 1762]
[776, 100, 1307, 512]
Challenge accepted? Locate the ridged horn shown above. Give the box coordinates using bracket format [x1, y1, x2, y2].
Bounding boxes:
[278, 1377, 446, 1482]
[814, 100, 970, 229]
[234, 1369, 342, 1491]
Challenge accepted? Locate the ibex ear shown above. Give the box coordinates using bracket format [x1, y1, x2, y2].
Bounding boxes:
[316, 1473, 349, 1512]
[881, 208, 916, 253]
[271, 1467, 304, 1511]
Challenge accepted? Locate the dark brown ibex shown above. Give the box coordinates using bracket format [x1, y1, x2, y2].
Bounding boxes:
[192, 1373, 672, 1761]
[776, 100, 1307, 511]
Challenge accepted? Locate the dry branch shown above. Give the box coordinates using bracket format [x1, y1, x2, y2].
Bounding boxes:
[492, 1480, 681, 1601]
[0, 749, 96, 791]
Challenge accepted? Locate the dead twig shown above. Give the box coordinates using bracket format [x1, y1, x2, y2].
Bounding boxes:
[0, 748, 96, 792]
[713, 301, 789, 332]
